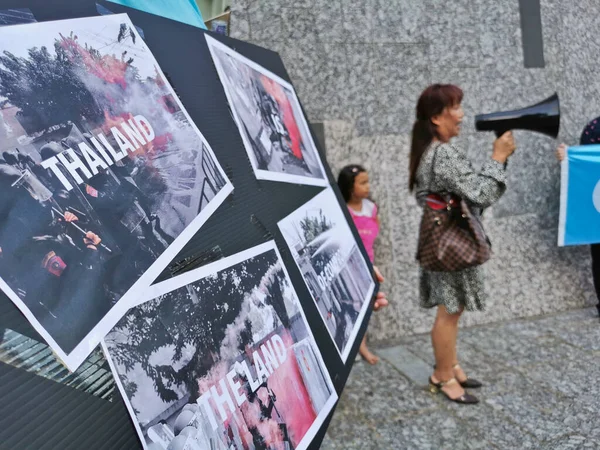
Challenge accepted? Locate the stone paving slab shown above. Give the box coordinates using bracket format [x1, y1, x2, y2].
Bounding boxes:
[321, 307, 600, 450]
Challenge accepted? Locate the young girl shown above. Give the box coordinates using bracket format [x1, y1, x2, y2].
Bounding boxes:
[338, 164, 381, 364]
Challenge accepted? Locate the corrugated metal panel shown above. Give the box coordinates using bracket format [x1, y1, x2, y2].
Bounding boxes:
[0, 361, 141, 450]
[0, 328, 115, 400]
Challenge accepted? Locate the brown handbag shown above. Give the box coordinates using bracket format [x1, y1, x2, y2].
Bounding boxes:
[416, 145, 492, 272]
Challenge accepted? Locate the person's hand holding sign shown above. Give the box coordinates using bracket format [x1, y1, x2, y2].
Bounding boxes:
[373, 266, 389, 311]
[60, 211, 79, 222]
[556, 143, 567, 162]
[84, 232, 102, 251]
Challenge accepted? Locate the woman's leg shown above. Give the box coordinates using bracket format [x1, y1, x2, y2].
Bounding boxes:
[358, 333, 379, 365]
[431, 304, 464, 398]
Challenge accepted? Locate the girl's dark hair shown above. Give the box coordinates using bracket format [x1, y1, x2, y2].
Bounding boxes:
[337, 164, 366, 202]
[408, 84, 463, 191]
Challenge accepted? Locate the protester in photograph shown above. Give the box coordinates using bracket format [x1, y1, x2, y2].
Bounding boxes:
[338, 164, 381, 364]
[555, 116, 600, 318]
[409, 84, 516, 404]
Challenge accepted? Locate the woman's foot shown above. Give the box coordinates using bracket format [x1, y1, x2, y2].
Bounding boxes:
[452, 363, 483, 389]
[429, 376, 479, 404]
[359, 345, 379, 365]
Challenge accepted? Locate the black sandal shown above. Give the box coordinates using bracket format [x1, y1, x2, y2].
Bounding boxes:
[433, 363, 483, 389]
[452, 363, 483, 389]
[428, 377, 479, 404]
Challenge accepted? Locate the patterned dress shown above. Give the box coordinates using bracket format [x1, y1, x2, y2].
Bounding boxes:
[415, 141, 507, 313]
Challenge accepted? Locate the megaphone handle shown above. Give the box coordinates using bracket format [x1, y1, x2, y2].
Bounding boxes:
[495, 129, 509, 138]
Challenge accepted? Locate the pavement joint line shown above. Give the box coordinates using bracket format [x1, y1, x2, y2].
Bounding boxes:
[372, 307, 599, 347]
[375, 352, 425, 386]
[374, 354, 516, 449]
[325, 308, 600, 449]
[480, 399, 542, 444]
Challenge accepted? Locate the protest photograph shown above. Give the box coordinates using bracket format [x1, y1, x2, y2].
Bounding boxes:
[102, 241, 337, 450]
[277, 188, 375, 362]
[0, 14, 232, 370]
[205, 35, 328, 187]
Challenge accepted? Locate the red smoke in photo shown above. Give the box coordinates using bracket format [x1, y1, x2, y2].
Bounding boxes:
[197, 329, 317, 449]
[260, 75, 304, 161]
[58, 32, 129, 89]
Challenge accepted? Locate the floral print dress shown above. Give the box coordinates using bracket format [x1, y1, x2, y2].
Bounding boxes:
[415, 141, 507, 313]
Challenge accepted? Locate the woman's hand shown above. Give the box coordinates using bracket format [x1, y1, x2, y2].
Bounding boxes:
[492, 131, 517, 164]
[556, 143, 567, 162]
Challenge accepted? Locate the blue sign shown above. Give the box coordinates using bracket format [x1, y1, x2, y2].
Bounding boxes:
[559, 144, 600, 246]
[106, 0, 207, 29]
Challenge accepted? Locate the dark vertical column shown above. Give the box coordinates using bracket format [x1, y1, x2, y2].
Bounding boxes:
[518, 0, 545, 68]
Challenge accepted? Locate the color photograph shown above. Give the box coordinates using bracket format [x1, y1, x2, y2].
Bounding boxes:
[0, 14, 232, 370]
[205, 35, 328, 187]
[103, 241, 337, 450]
[278, 188, 375, 362]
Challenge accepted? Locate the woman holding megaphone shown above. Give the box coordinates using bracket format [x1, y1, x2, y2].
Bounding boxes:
[409, 84, 516, 404]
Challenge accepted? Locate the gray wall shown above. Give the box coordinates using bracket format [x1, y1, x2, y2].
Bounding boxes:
[230, 0, 598, 341]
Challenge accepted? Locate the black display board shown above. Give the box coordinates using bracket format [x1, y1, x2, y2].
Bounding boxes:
[0, 2, 379, 448]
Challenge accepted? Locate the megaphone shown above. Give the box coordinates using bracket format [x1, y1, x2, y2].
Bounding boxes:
[475, 92, 560, 138]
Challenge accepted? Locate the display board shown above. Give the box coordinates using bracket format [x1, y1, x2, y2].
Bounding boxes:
[0, 2, 379, 449]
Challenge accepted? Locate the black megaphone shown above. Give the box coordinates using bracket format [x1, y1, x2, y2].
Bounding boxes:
[475, 93, 560, 138]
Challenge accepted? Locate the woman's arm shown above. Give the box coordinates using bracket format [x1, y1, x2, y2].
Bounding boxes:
[433, 143, 507, 208]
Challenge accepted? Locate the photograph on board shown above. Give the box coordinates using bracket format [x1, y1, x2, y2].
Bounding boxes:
[205, 35, 328, 187]
[102, 241, 337, 450]
[0, 14, 232, 370]
[277, 188, 375, 362]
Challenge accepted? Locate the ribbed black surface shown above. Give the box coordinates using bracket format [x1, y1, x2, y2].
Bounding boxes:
[0, 362, 141, 450]
[0, 1, 378, 448]
[0, 329, 115, 399]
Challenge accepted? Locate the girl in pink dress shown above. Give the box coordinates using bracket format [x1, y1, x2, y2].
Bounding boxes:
[338, 164, 381, 364]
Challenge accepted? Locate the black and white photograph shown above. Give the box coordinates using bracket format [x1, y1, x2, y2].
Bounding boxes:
[278, 188, 375, 362]
[102, 241, 337, 450]
[0, 14, 232, 370]
[205, 35, 328, 187]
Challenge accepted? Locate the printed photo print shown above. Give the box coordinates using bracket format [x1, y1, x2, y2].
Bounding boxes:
[103, 241, 337, 450]
[0, 14, 232, 370]
[278, 188, 375, 362]
[205, 35, 328, 187]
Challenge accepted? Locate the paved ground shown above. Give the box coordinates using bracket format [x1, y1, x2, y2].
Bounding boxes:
[321, 307, 600, 450]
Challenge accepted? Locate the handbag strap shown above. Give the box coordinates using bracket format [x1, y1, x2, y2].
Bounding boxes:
[417, 142, 445, 204]
[419, 142, 463, 209]
[427, 142, 443, 190]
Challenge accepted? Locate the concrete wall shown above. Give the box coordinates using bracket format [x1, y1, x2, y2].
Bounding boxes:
[230, 0, 598, 341]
